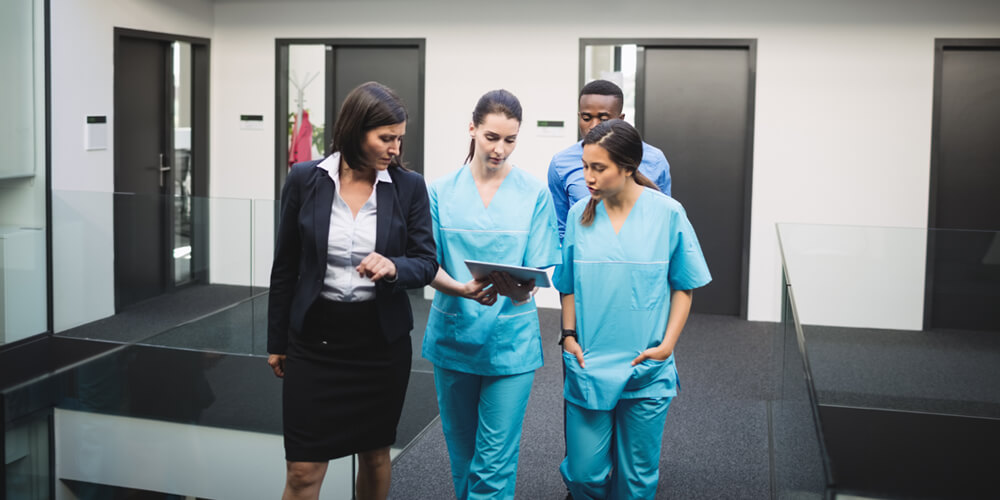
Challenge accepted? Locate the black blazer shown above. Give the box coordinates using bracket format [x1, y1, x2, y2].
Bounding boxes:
[267, 158, 438, 354]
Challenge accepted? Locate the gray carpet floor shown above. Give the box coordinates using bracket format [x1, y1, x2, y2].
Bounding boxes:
[390, 310, 782, 499]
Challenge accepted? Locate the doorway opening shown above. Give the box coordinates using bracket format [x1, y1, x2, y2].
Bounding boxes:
[580, 39, 757, 318]
[274, 39, 426, 197]
[113, 28, 210, 311]
[925, 38, 1000, 331]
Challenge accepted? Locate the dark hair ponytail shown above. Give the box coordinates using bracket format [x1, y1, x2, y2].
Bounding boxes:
[465, 89, 523, 164]
[579, 119, 657, 226]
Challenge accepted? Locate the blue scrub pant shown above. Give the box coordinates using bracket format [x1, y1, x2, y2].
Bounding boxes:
[433, 366, 535, 500]
[560, 397, 672, 500]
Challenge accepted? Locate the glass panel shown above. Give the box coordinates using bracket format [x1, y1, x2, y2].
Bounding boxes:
[777, 224, 1000, 498]
[2, 339, 353, 499]
[0, 227, 47, 344]
[770, 268, 828, 499]
[287, 44, 327, 167]
[0, 0, 47, 348]
[3, 186, 440, 497]
[173, 41, 194, 286]
[4, 412, 49, 499]
[50, 190, 257, 348]
[778, 224, 1000, 417]
[582, 43, 638, 127]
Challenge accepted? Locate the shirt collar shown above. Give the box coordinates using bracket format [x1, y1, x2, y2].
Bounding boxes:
[316, 152, 393, 187]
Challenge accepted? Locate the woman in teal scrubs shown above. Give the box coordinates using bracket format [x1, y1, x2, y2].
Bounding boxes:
[422, 89, 561, 500]
[554, 119, 711, 500]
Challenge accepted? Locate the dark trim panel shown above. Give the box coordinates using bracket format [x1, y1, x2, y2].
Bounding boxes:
[274, 42, 290, 199]
[44, 0, 53, 336]
[580, 38, 757, 319]
[112, 27, 212, 303]
[112, 27, 210, 46]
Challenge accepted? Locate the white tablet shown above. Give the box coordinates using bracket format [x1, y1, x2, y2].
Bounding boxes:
[464, 260, 552, 288]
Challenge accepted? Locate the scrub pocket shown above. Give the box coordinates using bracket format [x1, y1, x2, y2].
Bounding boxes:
[562, 349, 591, 405]
[630, 266, 668, 310]
[624, 356, 671, 392]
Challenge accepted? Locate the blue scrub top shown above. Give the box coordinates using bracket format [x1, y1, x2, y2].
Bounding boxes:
[553, 188, 711, 410]
[423, 165, 562, 376]
[548, 140, 672, 240]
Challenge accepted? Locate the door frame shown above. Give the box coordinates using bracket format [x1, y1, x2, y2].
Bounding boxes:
[112, 28, 211, 309]
[923, 38, 1000, 330]
[273, 38, 426, 199]
[579, 38, 757, 319]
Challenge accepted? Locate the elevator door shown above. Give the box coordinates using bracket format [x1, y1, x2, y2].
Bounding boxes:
[639, 45, 754, 317]
[927, 43, 1000, 331]
[330, 46, 424, 174]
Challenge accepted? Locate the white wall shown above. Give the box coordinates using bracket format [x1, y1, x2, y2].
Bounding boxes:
[49, 0, 214, 330]
[46, 0, 1000, 327]
[55, 408, 352, 500]
[209, 0, 1000, 321]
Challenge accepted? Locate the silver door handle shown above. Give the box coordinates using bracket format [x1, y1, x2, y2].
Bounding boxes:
[158, 153, 171, 188]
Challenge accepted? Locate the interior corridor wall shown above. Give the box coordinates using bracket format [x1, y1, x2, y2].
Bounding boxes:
[48, 0, 214, 331]
[210, 0, 1000, 323]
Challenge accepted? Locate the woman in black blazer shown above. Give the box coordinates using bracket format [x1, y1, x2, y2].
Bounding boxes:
[267, 81, 437, 500]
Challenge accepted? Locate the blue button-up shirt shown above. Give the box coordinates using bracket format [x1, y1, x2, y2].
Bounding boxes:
[547, 140, 671, 239]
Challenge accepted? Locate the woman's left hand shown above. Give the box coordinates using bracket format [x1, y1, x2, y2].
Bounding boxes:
[489, 271, 535, 303]
[356, 252, 397, 282]
[631, 346, 672, 366]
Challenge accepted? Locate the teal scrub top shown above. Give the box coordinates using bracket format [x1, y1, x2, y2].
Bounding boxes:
[553, 188, 712, 410]
[423, 165, 562, 376]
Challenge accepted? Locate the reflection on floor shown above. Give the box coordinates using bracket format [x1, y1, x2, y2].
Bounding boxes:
[59, 284, 266, 345]
[45, 286, 442, 455]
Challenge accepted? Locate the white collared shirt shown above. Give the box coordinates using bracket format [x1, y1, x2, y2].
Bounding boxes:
[316, 152, 392, 302]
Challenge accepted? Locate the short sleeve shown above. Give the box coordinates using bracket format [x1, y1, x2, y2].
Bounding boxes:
[523, 187, 562, 270]
[428, 182, 444, 264]
[667, 207, 712, 291]
[548, 159, 570, 240]
[657, 156, 672, 197]
[552, 208, 576, 295]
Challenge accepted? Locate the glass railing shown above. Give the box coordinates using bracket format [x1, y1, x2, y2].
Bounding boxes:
[0, 225, 47, 346]
[3, 189, 440, 499]
[48, 190, 272, 348]
[777, 223, 1000, 499]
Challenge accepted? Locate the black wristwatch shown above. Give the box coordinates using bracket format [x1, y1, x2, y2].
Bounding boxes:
[559, 329, 578, 346]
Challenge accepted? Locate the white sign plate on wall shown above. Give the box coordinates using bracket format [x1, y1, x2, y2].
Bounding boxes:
[84, 116, 107, 150]
[240, 114, 264, 131]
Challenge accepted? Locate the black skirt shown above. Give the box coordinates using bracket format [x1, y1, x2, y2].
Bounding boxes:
[282, 298, 412, 462]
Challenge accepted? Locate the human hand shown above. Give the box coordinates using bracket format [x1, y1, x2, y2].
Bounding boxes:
[268, 354, 287, 378]
[562, 336, 585, 368]
[631, 346, 671, 366]
[463, 278, 497, 306]
[489, 271, 535, 303]
[356, 252, 397, 282]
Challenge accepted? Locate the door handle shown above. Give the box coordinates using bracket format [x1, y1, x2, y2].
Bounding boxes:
[158, 153, 172, 188]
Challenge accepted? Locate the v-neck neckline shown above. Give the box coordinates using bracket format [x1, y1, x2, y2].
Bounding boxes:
[467, 164, 512, 211]
[599, 188, 646, 237]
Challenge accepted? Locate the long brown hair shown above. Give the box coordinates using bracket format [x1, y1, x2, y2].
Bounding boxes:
[579, 119, 659, 226]
[331, 81, 408, 171]
[466, 89, 523, 164]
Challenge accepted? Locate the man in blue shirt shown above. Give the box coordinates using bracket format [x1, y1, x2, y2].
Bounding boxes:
[547, 80, 672, 239]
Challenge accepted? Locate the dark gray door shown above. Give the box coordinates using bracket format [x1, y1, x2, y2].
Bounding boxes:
[330, 46, 424, 174]
[639, 45, 753, 317]
[927, 43, 1000, 330]
[114, 36, 172, 310]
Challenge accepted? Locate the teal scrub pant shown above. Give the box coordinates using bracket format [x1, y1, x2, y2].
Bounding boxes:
[560, 397, 672, 500]
[433, 366, 535, 500]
